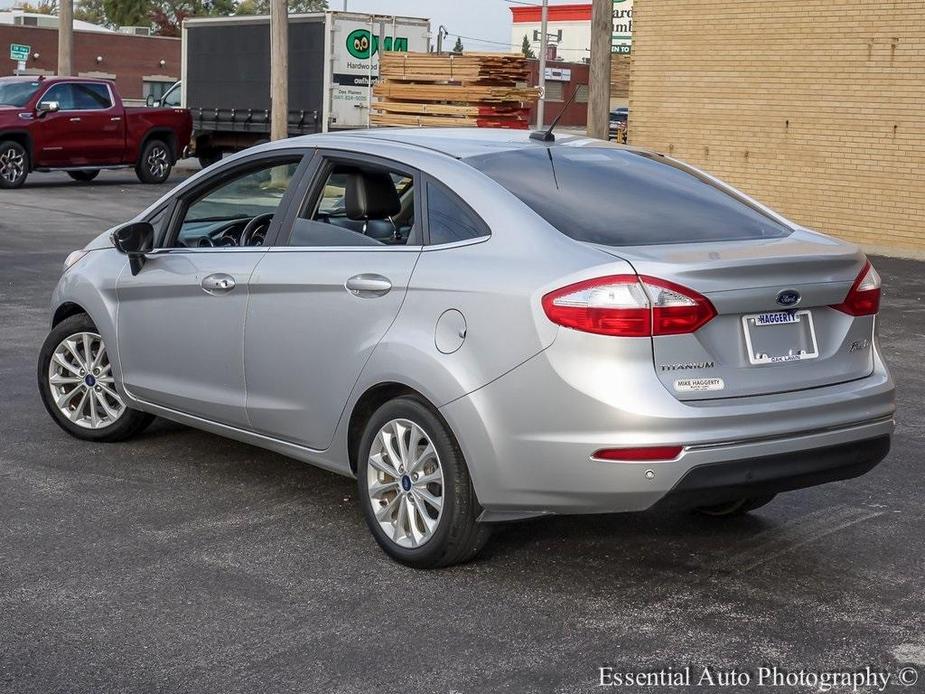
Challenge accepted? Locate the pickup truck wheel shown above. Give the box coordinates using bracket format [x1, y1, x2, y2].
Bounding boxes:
[68, 170, 99, 183]
[136, 139, 172, 184]
[0, 141, 29, 189]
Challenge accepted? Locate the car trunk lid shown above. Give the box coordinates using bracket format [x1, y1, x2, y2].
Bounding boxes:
[590, 229, 876, 400]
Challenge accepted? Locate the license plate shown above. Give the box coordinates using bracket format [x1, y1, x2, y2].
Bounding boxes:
[742, 310, 819, 365]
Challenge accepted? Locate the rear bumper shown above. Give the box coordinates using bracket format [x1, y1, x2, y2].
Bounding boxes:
[651, 434, 890, 510]
[440, 331, 895, 517]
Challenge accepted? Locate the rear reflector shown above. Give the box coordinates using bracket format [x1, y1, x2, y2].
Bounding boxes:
[542, 275, 716, 337]
[830, 260, 881, 316]
[593, 446, 684, 462]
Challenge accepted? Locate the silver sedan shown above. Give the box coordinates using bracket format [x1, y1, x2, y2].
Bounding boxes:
[38, 129, 895, 568]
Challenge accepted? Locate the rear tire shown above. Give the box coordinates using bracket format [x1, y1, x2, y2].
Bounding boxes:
[68, 169, 100, 183]
[37, 313, 154, 442]
[695, 494, 776, 517]
[0, 140, 29, 189]
[197, 149, 222, 169]
[357, 395, 491, 569]
[136, 139, 172, 184]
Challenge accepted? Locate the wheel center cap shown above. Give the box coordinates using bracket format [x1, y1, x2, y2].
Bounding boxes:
[400, 475, 412, 492]
[84, 374, 96, 387]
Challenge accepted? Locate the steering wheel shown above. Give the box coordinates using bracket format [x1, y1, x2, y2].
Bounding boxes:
[240, 213, 275, 247]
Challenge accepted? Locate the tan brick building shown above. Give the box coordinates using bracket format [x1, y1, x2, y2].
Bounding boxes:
[628, 0, 925, 258]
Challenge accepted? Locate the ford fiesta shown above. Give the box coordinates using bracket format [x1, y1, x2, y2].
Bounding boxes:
[37, 129, 895, 568]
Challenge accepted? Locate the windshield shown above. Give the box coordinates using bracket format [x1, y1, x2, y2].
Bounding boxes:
[465, 146, 792, 246]
[0, 80, 41, 107]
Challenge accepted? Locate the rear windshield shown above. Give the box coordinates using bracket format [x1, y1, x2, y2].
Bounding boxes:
[465, 146, 792, 246]
[0, 80, 41, 107]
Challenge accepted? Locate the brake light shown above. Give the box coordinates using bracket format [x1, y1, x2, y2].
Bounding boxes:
[593, 446, 683, 461]
[830, 261, 881, 316]
[542, 275, 716, 337]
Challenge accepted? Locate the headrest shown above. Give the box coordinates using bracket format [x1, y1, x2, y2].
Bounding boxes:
[345, 171, 401, 220]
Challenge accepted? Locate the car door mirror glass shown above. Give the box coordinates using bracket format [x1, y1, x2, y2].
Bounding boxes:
[36, 100, 59, 115]
[146, 94, 156, 107]
[111, 221, 155, 275]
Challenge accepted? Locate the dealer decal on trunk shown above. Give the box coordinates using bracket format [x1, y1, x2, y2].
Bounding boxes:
[674, 378, 725, 393]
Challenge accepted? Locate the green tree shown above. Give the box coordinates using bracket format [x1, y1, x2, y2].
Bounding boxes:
[103, 0, 151, 26]
[150, 0, 236, 36]
[75, 0, 110, 26]
[520, 34, 535, 59]
[235, 0, 327, 15]
[18, 0, 57, 14]
[452, 36, 463, 54]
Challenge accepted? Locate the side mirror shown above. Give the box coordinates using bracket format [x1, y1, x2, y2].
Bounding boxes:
[146, 94, 157, 107]
[111, 221, 154, 275]
[36, 100, 60, 116]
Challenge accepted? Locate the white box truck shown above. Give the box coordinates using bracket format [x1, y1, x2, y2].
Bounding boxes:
[181, 12, 430, 166]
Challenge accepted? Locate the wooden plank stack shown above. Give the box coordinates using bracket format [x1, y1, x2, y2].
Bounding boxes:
[371, 52, 541, 129]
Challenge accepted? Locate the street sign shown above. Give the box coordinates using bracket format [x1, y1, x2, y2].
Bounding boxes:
[10, 43, 30, 62]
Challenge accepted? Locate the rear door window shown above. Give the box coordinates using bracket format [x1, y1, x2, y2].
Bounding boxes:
[425, 182, 489, 246]
[465, 146, 792, 246]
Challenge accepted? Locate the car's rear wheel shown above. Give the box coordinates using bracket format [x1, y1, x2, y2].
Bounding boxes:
[136, 139, 172, 184]
[0, 140, 28, 189]
[357, 396, 491, 568]
[37, 314, 154, 442]
[197, 149, 222, 169]
[695, 494, 776, 517]
[68, 170, 100, 183]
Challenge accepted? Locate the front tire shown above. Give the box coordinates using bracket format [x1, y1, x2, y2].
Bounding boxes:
[0, 140, 29, 189]
[68, 169, 100, 183]
[37, 314, 154, 442]
[357, 396, 491, 569]
[136, 139, 172, 184]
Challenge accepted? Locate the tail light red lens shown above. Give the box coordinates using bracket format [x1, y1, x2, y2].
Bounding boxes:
[593, 446, 683, 462]
[830, 261, 881, 316]
[542, 275, 716, 337]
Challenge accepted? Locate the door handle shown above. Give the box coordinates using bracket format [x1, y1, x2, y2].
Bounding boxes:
[69, 117, 81, 122]
[110, 117, 121, 121]
[345, 274, 392, 297]
[201, 273, 236, 294]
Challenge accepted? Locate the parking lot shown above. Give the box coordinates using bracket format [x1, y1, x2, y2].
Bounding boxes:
[1, 170, 923, 692]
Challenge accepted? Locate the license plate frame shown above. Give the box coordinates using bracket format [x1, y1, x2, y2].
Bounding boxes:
[742, 309, 819, 365]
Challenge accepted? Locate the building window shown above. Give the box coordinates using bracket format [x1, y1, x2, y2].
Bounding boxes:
[544, 81, 564, 102]
[575, 84, 589, 103]
[143, 80, 174, 101]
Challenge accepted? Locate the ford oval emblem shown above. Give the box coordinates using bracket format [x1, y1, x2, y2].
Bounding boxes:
[776, 289, 801, 307]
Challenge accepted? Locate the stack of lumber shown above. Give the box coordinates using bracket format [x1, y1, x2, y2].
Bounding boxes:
[372, 52, 541, 129]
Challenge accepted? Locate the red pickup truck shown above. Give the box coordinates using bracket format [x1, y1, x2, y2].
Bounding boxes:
[0, 76, 192, 189]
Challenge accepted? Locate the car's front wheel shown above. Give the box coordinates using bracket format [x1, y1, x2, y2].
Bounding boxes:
[0, 140, 29, 189]
[357, 396, 491, 568]
[37, 314, 154, 442]
[136, 139, 172, 184]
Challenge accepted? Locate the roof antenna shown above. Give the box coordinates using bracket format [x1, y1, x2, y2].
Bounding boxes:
[529, 86, 580, 143]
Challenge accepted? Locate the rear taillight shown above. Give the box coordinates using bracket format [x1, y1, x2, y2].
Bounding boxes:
[831, 261, 881, 316]
[542, 275, 716, 337]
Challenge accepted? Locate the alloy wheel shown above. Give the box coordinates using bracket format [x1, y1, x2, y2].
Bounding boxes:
[146, 146, 169, 179]
[0, 146, 25, 184]
[367, 418, 445, 548]
[47, 331, 125, 429]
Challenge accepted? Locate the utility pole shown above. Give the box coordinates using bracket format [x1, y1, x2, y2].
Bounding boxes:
[269, 0, 288, 141]
[57, 0, 73, 76]
[535, 0, 548, 128]
[587, 0, 612, 139]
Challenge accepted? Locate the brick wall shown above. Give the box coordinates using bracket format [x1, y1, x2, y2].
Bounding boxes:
[610, 53, 630, 99]
[628, 0, 925, 257]
[0, 25, 180, 100]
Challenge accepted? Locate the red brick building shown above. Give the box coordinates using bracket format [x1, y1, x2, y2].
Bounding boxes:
[0, 24, 180, 102]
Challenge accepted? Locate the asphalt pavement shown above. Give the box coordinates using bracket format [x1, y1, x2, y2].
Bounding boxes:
[1, 170, 923, 693]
